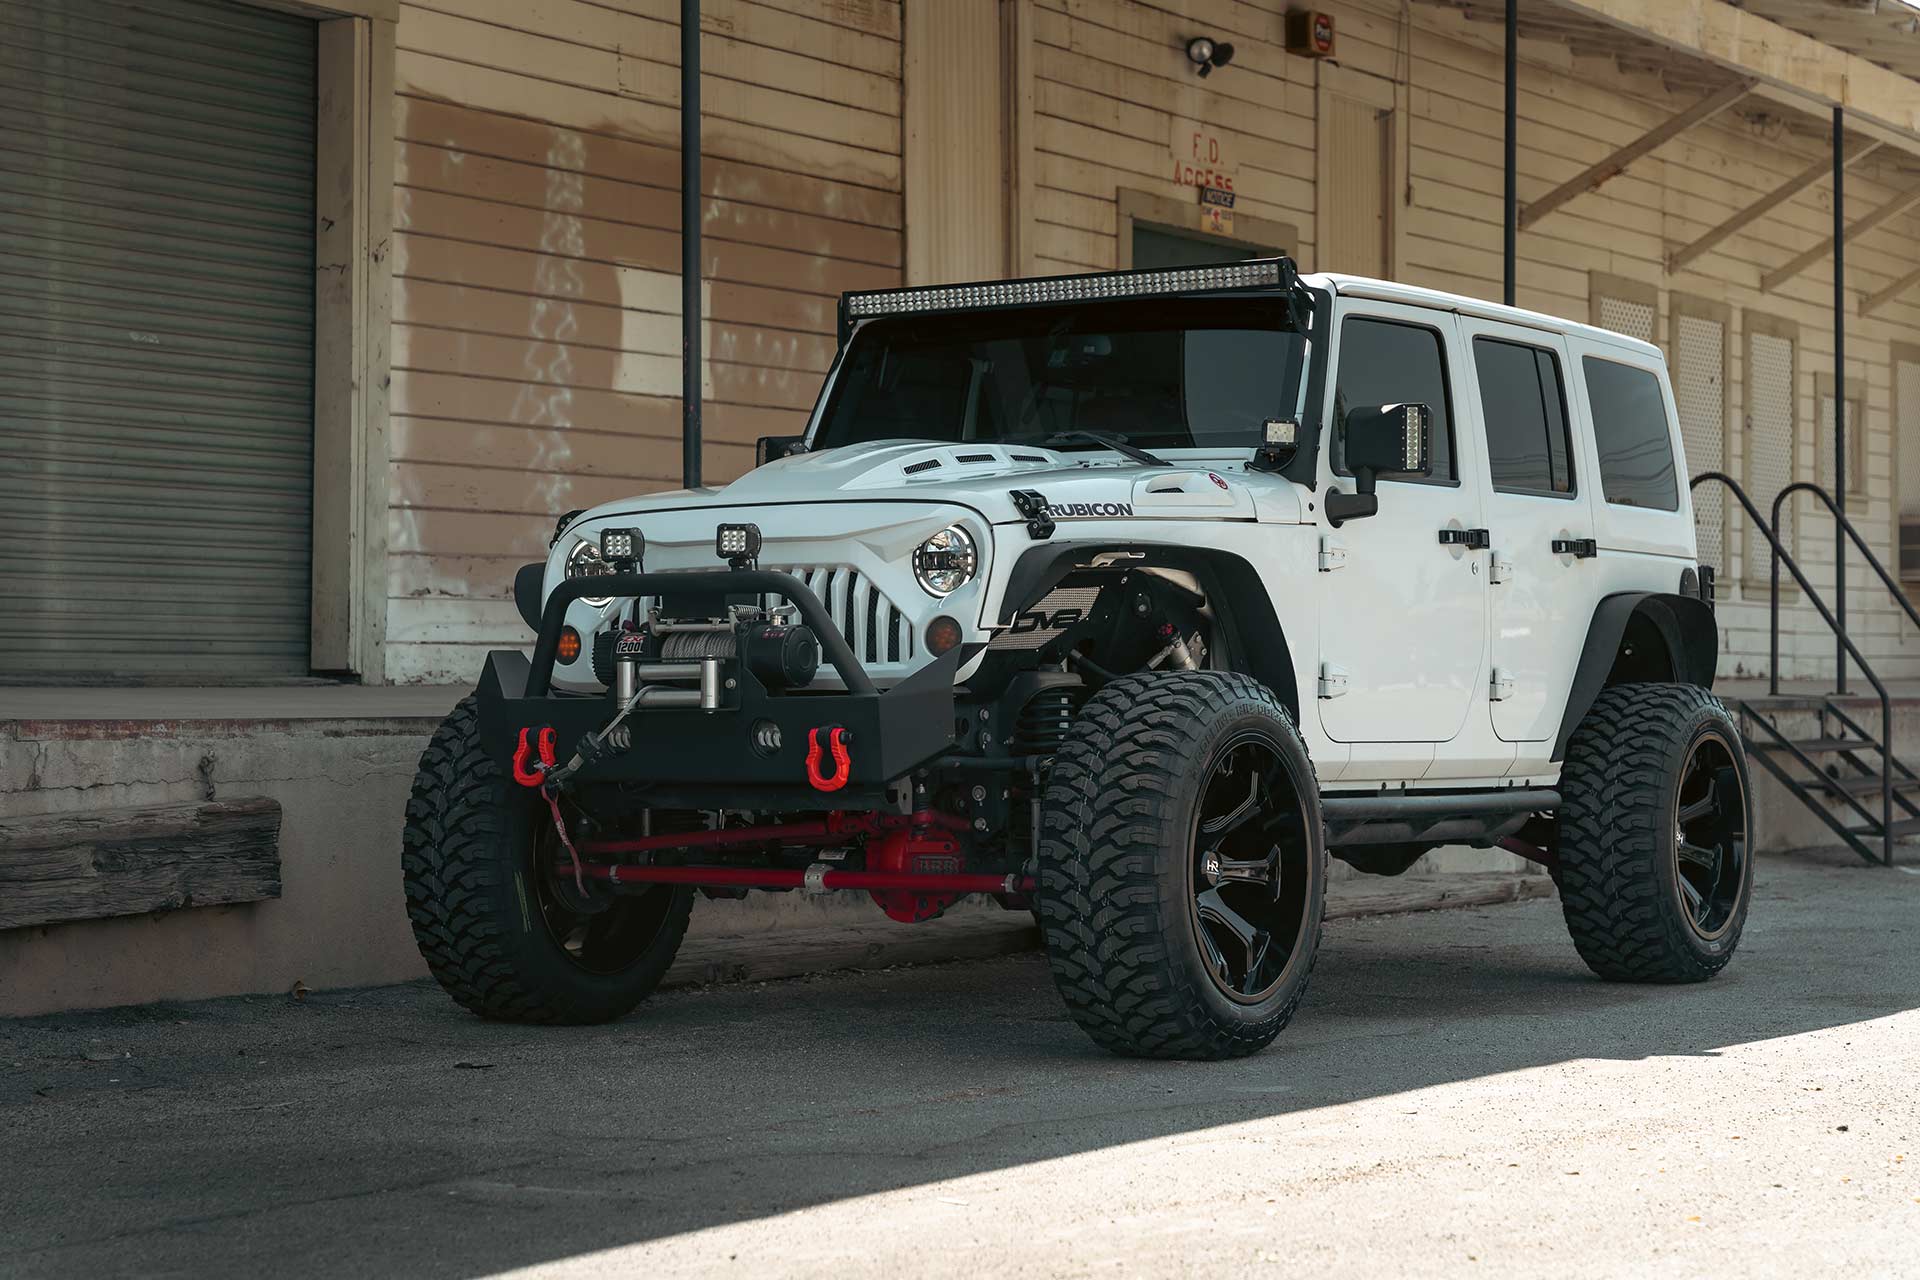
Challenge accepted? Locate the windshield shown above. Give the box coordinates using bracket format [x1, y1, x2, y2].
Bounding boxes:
[812, 298, 1308, 453]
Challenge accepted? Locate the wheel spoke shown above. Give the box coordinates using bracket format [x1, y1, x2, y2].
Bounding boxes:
[1196, 887, 1259, 952]
[1201, 771, 1262, 840]
[1213, 850, 1278, 886]
[1677, 794, 1716, 825]
[1676, 871, 1708, 923]
[1241, 930, 1273, 996]
[1676, 839, 1719, 873]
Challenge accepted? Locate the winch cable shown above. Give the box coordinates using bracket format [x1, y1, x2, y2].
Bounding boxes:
[533, 683, 652, 896]
[542, 783, 589, 897]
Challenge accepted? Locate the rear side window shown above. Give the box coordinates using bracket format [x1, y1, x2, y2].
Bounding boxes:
[1334, 317, 1456, 482]
[1584, 356, 1679, 511]
[1473, 337, 1573, 495]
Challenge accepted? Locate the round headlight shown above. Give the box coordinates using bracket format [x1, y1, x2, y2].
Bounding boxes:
[566, 537, 614, 607]
[912, 525, 978, 598]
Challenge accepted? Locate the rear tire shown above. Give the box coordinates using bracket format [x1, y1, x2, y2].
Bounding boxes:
[402, 696, 693, 1023]
[1036, 672, 1324, 1060]
[1556, 682, 1753, 983]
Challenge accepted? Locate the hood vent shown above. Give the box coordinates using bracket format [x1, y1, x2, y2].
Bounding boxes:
[902, 458, 943, 475]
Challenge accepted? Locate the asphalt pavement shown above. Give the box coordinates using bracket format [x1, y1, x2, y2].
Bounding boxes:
[3, 851, 1917, 1279]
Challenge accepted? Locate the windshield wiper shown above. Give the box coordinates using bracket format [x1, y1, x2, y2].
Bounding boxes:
[1040, 430, 1172, 467]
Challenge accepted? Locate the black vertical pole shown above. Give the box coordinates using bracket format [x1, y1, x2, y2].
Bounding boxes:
[1834, 106, 1846, 693]
[1503, 0, 1517, 306]
[681, 0, 703, 490]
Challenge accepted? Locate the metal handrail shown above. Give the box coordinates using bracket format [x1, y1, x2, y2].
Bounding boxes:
[1691, 471, 1893, 865]
[1770, 481, 1920, 693]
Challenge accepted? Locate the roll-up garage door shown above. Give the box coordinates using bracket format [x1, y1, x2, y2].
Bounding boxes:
[0, 0, 316, 678]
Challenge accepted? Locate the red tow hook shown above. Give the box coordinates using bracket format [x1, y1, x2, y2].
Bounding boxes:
[806, 726, 853, 792]
[512, 726, 558, 788]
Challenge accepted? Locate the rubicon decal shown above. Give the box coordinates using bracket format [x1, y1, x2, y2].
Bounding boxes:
[1042, 501, 1134, 518]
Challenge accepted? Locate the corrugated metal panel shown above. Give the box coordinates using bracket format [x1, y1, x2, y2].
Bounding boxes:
[1322, 97, 1388, 277]
[0, 0, 316, 676]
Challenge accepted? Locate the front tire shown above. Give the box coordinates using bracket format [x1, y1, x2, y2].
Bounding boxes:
[1556, 682, 1753, 983]
[402, 696, 693, 1024]
[1036, 672, 1325, 1060]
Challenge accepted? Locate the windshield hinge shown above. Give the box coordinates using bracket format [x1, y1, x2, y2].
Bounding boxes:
[1009, 490, 1055, 540]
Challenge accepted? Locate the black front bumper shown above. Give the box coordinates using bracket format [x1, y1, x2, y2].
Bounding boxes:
[475, 569, 959, 808]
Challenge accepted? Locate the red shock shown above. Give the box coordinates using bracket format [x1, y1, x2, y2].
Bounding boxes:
[806, 726, 852, 792]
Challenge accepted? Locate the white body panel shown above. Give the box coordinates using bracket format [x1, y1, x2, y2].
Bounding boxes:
[532, 272, 1698, 793]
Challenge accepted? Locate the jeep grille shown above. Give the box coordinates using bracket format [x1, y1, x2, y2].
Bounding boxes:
[766, 565, 916, 667]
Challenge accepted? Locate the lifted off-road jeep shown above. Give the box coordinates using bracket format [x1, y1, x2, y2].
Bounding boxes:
[403, 257, 1749, 1060]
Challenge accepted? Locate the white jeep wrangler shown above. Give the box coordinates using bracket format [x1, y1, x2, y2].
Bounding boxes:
[403, 258, 1749, 1060]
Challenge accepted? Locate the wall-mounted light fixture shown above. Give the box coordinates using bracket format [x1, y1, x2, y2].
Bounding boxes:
[1186, 35, 1235, 78]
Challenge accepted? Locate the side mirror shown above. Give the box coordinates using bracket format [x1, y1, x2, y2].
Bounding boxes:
[1326, 403, 1433, 526]
[756, 434, 809, 467]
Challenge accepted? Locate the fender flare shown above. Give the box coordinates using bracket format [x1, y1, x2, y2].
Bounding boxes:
[998, 539, 1301, 717]
[513, 561, 546, 633]
[1551, 590, 1718, 761]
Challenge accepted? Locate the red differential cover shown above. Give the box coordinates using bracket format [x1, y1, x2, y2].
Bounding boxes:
[866, 828, 965, 923]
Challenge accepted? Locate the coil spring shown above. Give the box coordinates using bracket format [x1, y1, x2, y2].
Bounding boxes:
[658, 629, 738, 661]
[1010, 686, 1086, 757]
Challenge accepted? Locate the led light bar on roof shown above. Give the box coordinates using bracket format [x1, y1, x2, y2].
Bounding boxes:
[843, 258, 1292, 320]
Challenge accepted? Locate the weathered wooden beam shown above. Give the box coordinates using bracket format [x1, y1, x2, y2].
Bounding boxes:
[1520, 78, 1754, 229]
[1862, 264, 1920, 317]
[1548, 0, 1920, 145]
[1759, 183, 1920, 293]
[1667, 138, 1881, 272]
[0, 798, 282, 932]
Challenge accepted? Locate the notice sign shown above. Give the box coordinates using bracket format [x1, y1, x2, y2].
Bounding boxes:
[1170, 118, 1236, 195]
[1199, 185, 1235, 236]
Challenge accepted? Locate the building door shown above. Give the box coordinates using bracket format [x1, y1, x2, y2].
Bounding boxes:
[1315, 69, 1395, 277]
[1132, 225, 1263, 269]
[0, 0, 318, 678]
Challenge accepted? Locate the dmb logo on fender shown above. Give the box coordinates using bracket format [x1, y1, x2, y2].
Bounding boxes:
[1043, 501, 1133, 518]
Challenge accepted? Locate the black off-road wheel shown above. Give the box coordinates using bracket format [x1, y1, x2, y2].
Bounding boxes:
[1557, 682, 1753, 983]
[1036, 671, 1325, 1060]
[402, 696, 693, 1024]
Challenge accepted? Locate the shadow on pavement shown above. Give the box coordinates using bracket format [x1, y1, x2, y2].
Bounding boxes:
[1, 852, 1914, 1277]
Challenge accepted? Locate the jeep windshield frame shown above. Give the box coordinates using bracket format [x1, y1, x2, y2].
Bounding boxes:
[808, 295, 1317, 465]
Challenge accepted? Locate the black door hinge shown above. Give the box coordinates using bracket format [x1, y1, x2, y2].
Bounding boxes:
[1009, 489, 1055, 540]
[1552, 537, 1598, 558]
[1437, 527, 1491, 549]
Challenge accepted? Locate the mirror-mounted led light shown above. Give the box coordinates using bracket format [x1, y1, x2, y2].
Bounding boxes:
[599, 527, 643, 569]
[716, 522, 763, 567]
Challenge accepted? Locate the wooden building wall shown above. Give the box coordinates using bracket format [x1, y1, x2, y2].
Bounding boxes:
[370, 0, 1920, 686]
[1026, 0, 1920, 683]
[383, 0, 903, 682]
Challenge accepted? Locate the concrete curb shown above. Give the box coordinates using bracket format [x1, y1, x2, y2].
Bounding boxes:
[661, 871, 1556, 991]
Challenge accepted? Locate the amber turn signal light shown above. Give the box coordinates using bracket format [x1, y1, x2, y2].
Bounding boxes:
[924, 616, 962, 656]
[557, 626, 582, 662]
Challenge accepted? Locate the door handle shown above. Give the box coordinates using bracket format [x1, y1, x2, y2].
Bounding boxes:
[1552, 537, 1598, 559]
[1438, 528, 1490, 549]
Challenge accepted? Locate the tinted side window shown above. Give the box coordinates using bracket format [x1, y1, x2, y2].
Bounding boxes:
[1473, 337, 1574, 495]
[1584, 357, 1679, 510]
[1334, 317, 1455, 482]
